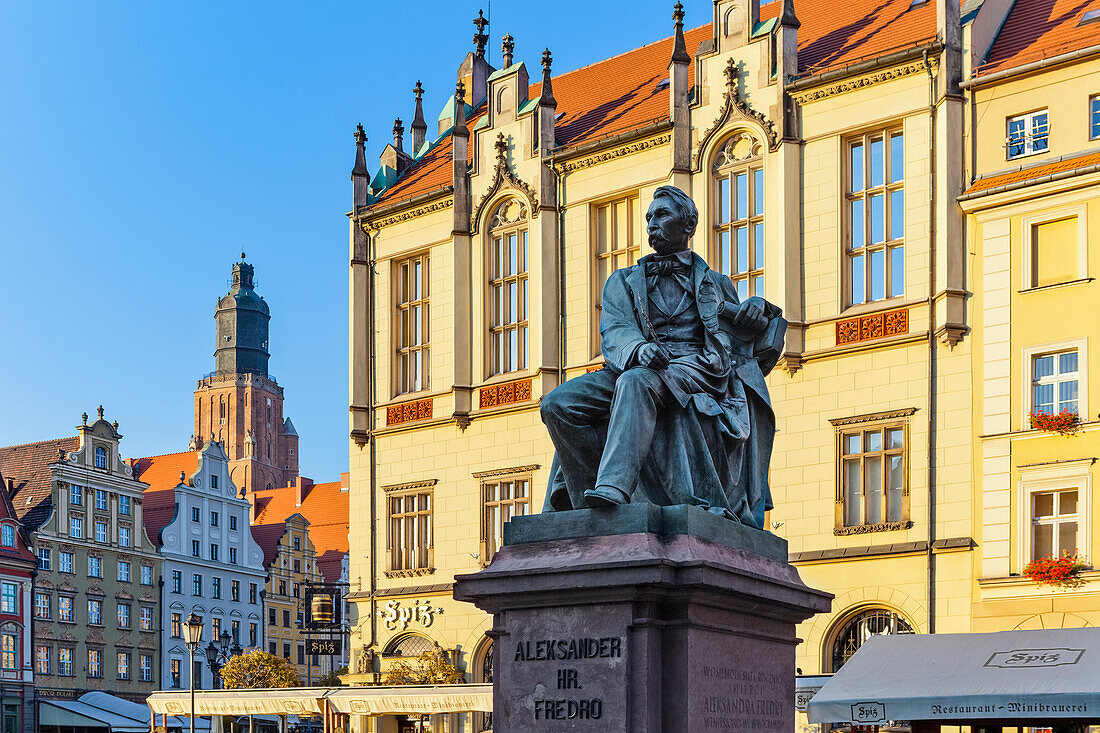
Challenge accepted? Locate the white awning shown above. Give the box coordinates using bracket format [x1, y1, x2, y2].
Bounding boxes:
[147, 689, 328, 716]
[325, 685, 493, 715]
[40, 701, 148, 732]
[808, 628, 1100, 724]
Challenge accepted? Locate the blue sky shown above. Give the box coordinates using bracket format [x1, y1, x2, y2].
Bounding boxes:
[0, 1, 682, 480]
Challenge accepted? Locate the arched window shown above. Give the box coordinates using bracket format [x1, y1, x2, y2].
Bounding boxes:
[94, 446, 108, 470]
[476, 638, 494, 732]
[712, 132, 765, 300]
[829, 607, 914, 672]
[383, 632, 434, 658]
[487, 199, 529, 375]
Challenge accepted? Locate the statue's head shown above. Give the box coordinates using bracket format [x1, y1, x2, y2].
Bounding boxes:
[646, 186, 698, 256]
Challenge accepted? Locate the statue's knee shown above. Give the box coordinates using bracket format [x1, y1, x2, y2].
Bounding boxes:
[615, 367, 662, 395]
[540, 390, 567, 423]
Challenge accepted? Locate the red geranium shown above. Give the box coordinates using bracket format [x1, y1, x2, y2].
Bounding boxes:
[1023, 553, 1087, 588]
[1029, 410, 1079, 435]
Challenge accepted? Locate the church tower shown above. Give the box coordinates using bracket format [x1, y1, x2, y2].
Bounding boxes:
[194, 254, 300, 492]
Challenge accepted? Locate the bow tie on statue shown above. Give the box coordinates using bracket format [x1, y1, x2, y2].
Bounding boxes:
[644, 252, 693, 277]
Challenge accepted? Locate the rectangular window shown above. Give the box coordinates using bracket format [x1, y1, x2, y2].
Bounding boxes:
[171, 658, 181, 688]
[847, 129, 904, 305]
[714, 158, 765, 300]
[0, 525, 11, 547]
[58, 596, 73, 623]
[481, 475, 530, 562]
[35, 592, 50, 619]
[0, 583, 17, 614]
[172, 570, 182, 594]
[88, 649, 102, 678]
[36, 645, 50, 675]
[171, 613, 182, 638]
[192, 507, 200, 522]
[118, 560, 131, 582]
[117, 652, 130, 680]
[119, 495, 131, 515]
[283, 609, 291, 628]
[212, 617, 221, 638]
[210, 511, 218, 527]
[193, 574, 203, 596]
[59, 552, 73, 574]
[1030, 216, 1079, 288]
[229, 547, 237, 564]
[70, 485, 82, 506]
[293, 559, 301, 573]
[297, 644, 305, 664]
[210, 544, 218, 561]
[192, 540, 201, 558]
[229, 515, 238, 531]
[141, 565, 153, 585]
[69, 517, 83, 539]
[118, 603, 131, 629]
[89, 556, 102, 578]
[38, 548, 50, 571]
[95, 521, 108, 543]
[838, 422, 908, 528]
[119, 526, 130, 548]
[88, 599, 102, 625]
[249, 583, 257, 604]
[1007, 109, 1050, 159]
[249, 623, 258, 646]
[489, 227, 529, 375]
[211, 475, 218, 489]
[1091, 96, 1100, 139]
[140, 605, 153, 631]
[593, 195, 642, 355]
[140, 654, 153, 682]
[269, 642, 277, 655]
[231, 580, 240, 602]
[95, 489, 108, 511]
[1032, 350, 1079, 416]
[231, 619, 240, 643]
[1, 633, 16, 670]
[293, 536, 301, 551]
[388, 488, 433, 571]
[269, 607, 276, 626]
[58, 647, 73, 676]
[293, 583, 300, 598]
[279, 581, 286, 596]
[283, 643, 291, 659]
[212, 577, 221, 599]
[395, 253, 431, 394]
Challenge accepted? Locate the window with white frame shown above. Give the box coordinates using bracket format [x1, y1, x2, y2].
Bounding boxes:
[834, 415, 910, 529]
[117, 602, 131, 629]
[95, 446, 108, 469]
[593, 194, 642, 356]
[88, 599, 102, 625]
[480, 473, 531, 563]
[140, 605, 153, 631]
[2, 633, 17, 670]
[70, 485, 82, 506]
[95, 521, 108, 543]
[141, 565, 153, 585]
[1007, 109, 1049, 159]
[395, 253, 430, 395]
[140, 653, 153, 682]
[119, 495, 131, 515]
[34, 592, 50, 619]
[1032, 489, 1079, 562]
[846, 128, 905, 305]
[1032, 350, 1079, 417]
[88, 649, 103, 678]
[58, 647, 73, 676]
[89, 556, 102, 578]
[1, 583, 18, 614]
[35, 645, 50, 675]
[1091, 96, 1100, 140]
[95, 489, 108, 510]
[488, 199, 529, 376]
[119, 526, 130, 548]
[713, 132, 765, 300]
[37, 548, 50, 571]
[69, 517, 82, 539]
[59, 552, 73, 574]
[387, 485, 433, 572]
[118, 560, 130, 582]
[58, 596, 73, 623]
[1, 525, 12, 548]
[117, 652, 130, 680]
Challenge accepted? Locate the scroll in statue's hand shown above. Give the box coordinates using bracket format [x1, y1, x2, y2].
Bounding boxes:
[637, 343, 670, 370]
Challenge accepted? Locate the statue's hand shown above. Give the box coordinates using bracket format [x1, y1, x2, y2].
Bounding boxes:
[735, 297, 768, 333]
[637, 343, 670, 370]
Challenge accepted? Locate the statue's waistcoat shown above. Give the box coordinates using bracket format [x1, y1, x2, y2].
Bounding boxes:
[647, 284, 705, 355]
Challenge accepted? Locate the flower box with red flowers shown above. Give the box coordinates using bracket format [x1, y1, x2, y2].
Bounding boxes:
[1022, 553, 1088, 588]
[1029, 409, 1079, 435]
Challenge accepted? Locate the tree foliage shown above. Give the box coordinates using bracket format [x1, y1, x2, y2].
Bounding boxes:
[220, 650, 301, 689]
[382, 644, 464, 685]
[315, 666, 348, 687]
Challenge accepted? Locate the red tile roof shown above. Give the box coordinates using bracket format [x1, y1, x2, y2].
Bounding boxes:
[249, 475, 349, 580]
[367, 4, 942, 211]
[964, 149, 1100, 194]
[979, 0, 1100, 75]
[0, 437, 79, 530]
[131, 451, 197, 547]
[0, 467, 40, 567]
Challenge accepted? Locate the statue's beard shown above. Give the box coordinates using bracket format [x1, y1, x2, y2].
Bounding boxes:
[650, 235, 688, 256]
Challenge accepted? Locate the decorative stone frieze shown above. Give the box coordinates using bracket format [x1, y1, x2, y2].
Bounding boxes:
[385, 397, 433, 426]
[557, 132, 672, 173]
[478, 378, 533, 409]
[788, 59, 936, 105]
[833, 520, 914, 536]
[368, 196, 454, 230]
[835, 308, 909, 345]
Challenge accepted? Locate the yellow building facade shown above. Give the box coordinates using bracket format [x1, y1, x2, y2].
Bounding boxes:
[343, 0, 1100, 729]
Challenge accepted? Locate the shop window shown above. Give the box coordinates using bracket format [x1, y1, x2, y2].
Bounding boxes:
[592, 194, 642, 357]
[480, 473, 531, 563]
[387, 486, 433, 573]
[1007, 109, 1049, 159]
[713, 132, 765, 300]
[829, 608, 914, 672]
[832, 412, 911, 531]
[846, 128, 904, 305]
[488, 199, 529, 376]
[395, 253, 431, 394]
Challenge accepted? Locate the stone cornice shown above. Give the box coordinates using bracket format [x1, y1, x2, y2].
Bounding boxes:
[380, 479, 437, 494]
[471, 464, 541, 479]
[556, 131, 672, 173]
[789, 58, 937, 105]
[365, 195, 454, 231]
[828, 407, 917, 427]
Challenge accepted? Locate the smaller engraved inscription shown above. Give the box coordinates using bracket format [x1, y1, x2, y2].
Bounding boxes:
[479, 378, 533, 409]
[386, 397, 433, 426]
[836, 308, 908, 346]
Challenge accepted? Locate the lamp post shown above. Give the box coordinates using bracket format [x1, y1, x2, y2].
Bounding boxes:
[204, 629, 243, 689]
[183, 613, 204, 733]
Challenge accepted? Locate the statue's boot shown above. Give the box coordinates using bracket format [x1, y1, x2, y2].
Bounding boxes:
[584, 485, 630, 507]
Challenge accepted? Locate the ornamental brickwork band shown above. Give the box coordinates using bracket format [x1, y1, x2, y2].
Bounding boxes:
[386, 397, 433, 426]
[835, 308, 909, 346]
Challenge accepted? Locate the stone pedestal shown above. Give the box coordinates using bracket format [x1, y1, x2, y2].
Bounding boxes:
[454, 505, 832, 733]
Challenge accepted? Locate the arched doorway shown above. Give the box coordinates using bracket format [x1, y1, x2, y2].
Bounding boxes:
[827, 607, 914, 672]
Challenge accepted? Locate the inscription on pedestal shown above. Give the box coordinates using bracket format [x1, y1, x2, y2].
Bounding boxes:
[697, 666, 788, 731]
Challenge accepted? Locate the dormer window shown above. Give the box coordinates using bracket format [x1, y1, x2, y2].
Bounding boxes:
[95, 446, 108, 470]
[1, 526, 13, 548]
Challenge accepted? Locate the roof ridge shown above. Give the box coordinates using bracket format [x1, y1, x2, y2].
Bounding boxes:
[133, 450, 194, 462]
[0, 436, 78, 452]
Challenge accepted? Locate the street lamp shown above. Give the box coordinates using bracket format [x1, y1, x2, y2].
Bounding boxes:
[183, 614, 204, 733]
[205, 629, 243, 689]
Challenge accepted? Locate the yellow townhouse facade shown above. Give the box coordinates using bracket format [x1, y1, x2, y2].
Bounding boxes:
[338, 0, 1100, 728]
[959, 0, 1100, 633]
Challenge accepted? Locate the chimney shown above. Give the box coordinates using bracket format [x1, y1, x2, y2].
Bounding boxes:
[380, 119, 412, 176]
[351, 123, 369, 208]
[669, 2, 691, 174]
[537, 48, 557, 156]
[295, 477, 314, 508]
[452, 81, 471, 231]
[501, 34, 514, 68]
[411, 81, 427, 154]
